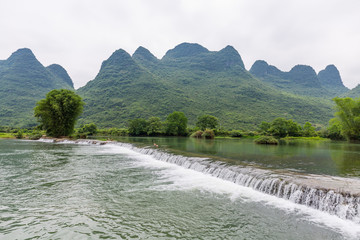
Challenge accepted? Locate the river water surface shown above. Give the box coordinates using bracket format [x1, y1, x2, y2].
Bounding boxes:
[0, 138, 360, 239]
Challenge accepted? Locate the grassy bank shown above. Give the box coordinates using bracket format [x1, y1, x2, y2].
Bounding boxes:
[281, 136, 331, 141]
[0, 133, 15, 138]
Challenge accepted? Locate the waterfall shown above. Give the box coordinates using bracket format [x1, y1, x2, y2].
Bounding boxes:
[116, 142, 360, 224]
[39, 138, 360, 223]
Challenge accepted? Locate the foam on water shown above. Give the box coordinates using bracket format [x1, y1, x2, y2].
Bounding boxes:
[38, 139, 360, 239]
[101, 143, 360, 239]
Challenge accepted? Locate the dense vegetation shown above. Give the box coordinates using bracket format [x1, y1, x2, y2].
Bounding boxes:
[250, 61, 348, 97]
[1, 43, 357, 132]
[77, 43, 338, 130]
[331, 97, 360, 141]
[4, 96, 360, 142]
[34, 89, 84, 137]
[0, 48, 74, 127]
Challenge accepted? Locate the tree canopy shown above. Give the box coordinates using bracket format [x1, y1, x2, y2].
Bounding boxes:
[268, 117, 302, 138]
[34, 89, 84, 137]
[196, 114, 219, 130]
[332, 97, 360, 141]
[165, 111, 188, 136]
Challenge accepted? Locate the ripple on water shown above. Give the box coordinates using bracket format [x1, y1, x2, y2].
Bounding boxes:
[0, 140, 357, 239]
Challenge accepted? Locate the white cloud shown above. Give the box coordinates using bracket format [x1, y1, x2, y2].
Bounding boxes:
[0, 0, 359, 89]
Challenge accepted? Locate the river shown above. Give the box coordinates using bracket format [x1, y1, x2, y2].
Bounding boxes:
[0, 138, 359, 239]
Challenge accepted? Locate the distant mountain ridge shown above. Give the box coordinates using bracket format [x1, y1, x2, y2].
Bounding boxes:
[249, 60, 348, 97]
[77, 43, 336, 129]
[0, 48, 74, 127]
[0, 44, 356, 129]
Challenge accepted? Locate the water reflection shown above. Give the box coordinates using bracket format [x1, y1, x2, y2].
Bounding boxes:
[114, 137, 360, 178]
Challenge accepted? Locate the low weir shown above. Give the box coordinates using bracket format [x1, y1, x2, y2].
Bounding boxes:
[41, 138, 360, 224]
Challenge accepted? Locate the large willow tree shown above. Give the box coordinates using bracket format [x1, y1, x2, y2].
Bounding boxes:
[332, 97, 360, 141]
[34, 89, 84, 137]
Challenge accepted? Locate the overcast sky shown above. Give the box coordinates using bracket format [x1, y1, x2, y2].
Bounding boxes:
[1, 0, 359, 89]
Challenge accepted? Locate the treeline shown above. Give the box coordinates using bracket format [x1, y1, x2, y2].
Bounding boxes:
[0, 126, 44, 140]
[3, 95, 360, 142]
[77, 96, 356, 141]
[77, 112, 220, 138]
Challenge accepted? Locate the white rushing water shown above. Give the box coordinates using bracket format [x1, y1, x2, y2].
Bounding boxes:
[38, 139, 360, 238]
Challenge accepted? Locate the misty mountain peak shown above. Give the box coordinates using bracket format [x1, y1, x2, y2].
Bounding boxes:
[7, 48, 42, 67]
[133, 46, 158, 63]
[100, 49, 137, 70]
[163, 42, 209, 59]
[218, 45, 245, 68]
[250, 60, 269, 76]
[46, 64, 74, 88]
[318, 65, 345, 87]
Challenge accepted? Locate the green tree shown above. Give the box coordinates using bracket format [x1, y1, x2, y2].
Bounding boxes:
[259, 121, 270, 133]
[287, 119, 302, 137]
[79, 123, 97, 135]
[34, 89, 84, 137]
[327, 118, 345, 140]
[165, 111, 188, 136]
[269, 118, 288, 137]
[128, 119, 149, 136]
[147, 117, 163, 136]
[269, 117, 301, 137]
[196, 115, 219, 130]
[332, 97, 360, 141]
[303, 122, 316, 137]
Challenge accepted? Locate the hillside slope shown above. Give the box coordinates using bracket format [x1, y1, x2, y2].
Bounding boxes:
[78, 43, 334, 129]
[0, 48, 74, 127]
[250, 60, 348, 97]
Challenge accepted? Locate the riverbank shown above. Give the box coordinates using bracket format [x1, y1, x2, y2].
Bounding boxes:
[0, 133, 14, 138]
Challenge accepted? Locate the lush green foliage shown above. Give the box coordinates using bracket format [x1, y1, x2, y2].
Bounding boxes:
[332, 97, 360, 141]
[77, 43, 335, 130]
[190, 130, 203, 138]
[1, 44, 351, 130]
[259, 121, 271, 133]
[250, 61, 348, 97]
[268, 118, 302, 138]
[128, 118, 149, 136]
[303, 122, 316, 137]
[0, 49, 74, 127]
[147, 117, 163, 136]
[78, 123, 98, 135]
[229, 130, 243, 137]
[324, 119, 345, 140]
[97, 128, 128, 137]
[196, 115, 218, 130]
[34, 89, 84, 137]
[14, 130, 24, 139]
[165, 111, 188, 136]
[202, 129, 215, 139]
[254, 136, 279, 145]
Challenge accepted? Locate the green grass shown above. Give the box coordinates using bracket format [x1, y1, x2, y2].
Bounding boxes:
[281, 136, 330, 141]
[0, 133, 14, 138]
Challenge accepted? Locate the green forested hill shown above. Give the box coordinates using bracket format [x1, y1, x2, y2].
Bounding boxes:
[345, 84, 360, 98]
[318, 65, 349, 96]
[1, 44, 347, 130]
[78, 43, 335, 129]
[0, 48, 74, 127]
[249, 60, 348, 97]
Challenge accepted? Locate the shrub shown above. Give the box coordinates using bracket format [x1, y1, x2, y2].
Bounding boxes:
[190, 130, 203, 138]
[15, 130, 24, 139]
[79, 123, 97, 136]
[28, 131, 43, 140]
[230, 130, 243, 137]
[254, 136, 279, 145]
[202, 129, 215, 139]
